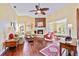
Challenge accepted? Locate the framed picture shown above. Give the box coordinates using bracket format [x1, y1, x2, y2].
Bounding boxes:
[35, 18, 46, 27]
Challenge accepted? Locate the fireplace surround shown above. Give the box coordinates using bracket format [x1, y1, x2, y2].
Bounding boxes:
[35, 18, 46, 38]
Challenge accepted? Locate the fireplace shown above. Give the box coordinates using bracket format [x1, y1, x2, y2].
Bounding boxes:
[37, 30, 43, 34]
[35, 28, 45, 38]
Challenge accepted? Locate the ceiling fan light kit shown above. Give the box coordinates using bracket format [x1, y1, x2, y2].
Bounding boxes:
[37, 10, 41, 14]
[29, 3, 49, 15]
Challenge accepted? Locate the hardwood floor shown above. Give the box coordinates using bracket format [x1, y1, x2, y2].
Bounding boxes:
[3, 37, 53, 56]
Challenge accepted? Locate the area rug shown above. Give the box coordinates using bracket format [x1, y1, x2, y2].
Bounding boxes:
[40, 42, 60, 56]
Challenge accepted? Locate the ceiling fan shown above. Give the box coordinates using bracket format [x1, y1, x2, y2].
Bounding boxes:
[29, 3, 49, 15]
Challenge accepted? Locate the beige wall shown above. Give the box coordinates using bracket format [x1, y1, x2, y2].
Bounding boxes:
[0, 3, 17, 21]
[17, 16, 35, 33]
[47, 4, 78, 38]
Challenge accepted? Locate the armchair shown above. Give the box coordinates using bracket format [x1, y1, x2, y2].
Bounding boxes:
[44, 32, 55, 41]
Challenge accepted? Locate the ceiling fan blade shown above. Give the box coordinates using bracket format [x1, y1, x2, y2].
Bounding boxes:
[35, 12, 38, 15]
[41, 12, 46, 15]
[29, 10, 37, 12]
[40, 8, 49, 11]
[35, 5, 39, 10]
[35, 3, 40, 10]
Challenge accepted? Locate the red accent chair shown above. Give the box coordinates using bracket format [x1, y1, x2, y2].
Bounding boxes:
[44, 32, 55, 41]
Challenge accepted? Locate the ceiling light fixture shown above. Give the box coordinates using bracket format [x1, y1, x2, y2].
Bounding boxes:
[29, 3, 49, 15]
[37, 10, 41, 14]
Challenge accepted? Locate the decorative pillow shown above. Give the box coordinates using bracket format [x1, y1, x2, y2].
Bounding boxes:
[9, 33, 14, 39]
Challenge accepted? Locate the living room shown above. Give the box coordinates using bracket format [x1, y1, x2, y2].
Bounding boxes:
[0, 3, 79, 56]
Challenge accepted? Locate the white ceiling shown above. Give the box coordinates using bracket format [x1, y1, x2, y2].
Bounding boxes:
[11, 3, 68, 17]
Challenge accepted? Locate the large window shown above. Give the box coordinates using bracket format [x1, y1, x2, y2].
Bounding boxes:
[18, 24, 25, 36]
[0, 20, 10, 54]
[48, 18, 67, 35]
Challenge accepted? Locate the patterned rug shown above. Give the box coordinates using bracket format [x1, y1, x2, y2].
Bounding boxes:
[40, 42, 60, 56]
